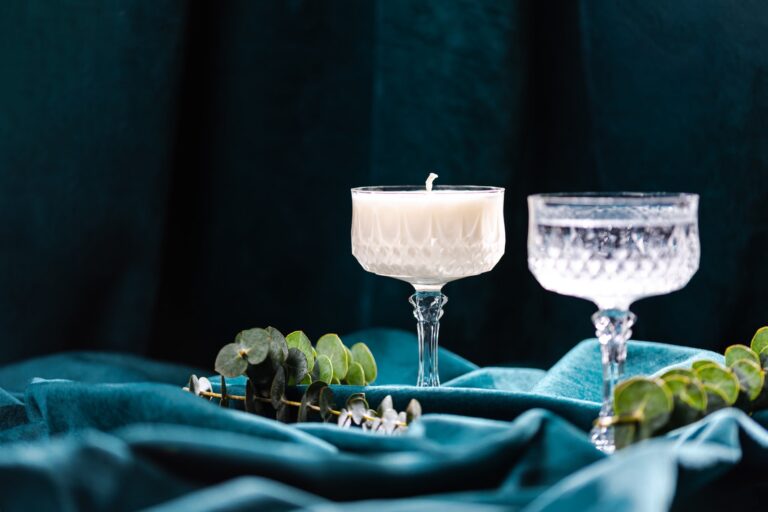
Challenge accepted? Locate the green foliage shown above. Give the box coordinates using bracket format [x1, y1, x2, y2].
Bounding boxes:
[612, 377, 672, 448]
[185, 326, 419, 435]
[608, 327, 768, 448]
[316, 334, 349, 382]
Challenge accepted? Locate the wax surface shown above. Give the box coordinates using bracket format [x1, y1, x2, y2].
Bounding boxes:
[351, 189, 505, 288]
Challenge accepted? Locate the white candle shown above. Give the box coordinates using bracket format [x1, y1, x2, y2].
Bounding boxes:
[351, 183, 505, 290]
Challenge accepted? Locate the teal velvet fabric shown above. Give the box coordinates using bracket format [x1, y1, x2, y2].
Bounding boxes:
[1, 328, 762, 511]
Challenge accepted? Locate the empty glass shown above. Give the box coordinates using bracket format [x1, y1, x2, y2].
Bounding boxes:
[527, 193, 700, 453]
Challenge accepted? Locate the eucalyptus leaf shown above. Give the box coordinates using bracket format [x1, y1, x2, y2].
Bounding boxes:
[377, 395, 394, 417]
[245, 379, 261, 413]
[219, 375, 229, 408]
[692, 359, 719, 371]
[233, 328, 271, 365]
[285, 348, 308, 385]
[347, 397, 368, 425]
[187, 375, 200, 395]
[276, 403, 292, 422]
[750, 326, 768, 356]
[311, 354, 333, 384]
[286, 330, 315, 372]
[214, 343, 249, 378]
[380, 408, 400, 435]
[270, 366, 286, 409]
[364, 416, 382, 432]
[346, 392, 369, 409]
[703, 384, 730, 414]
[246, 359, 275, 388]
[302, 381, 329, 421]
[613, 377, 673, 438]
[331, 376, 341, 385]
[663, 376, 707, 411]
[319, 386, 335, 422]
[197, 377, 213, 394]
[345, 362, 366, 385]
[266, 326, 289, 366]
[316, 334, 349, 381]
[760, 346, 768, 370]
[298, 390, 313, 422]
[660, 368, 696, 381]
[337, 409, 352, 428]
[663, 376, 706, 429]
[406, 399, 422, 423]
[613, 423, 638, 450]
[725, 344, 760, 368]
[300, 374, 312, 385]
[351, 342, 378, 384]
[731, 359, 765, 401]
[695, 363, 739, 405]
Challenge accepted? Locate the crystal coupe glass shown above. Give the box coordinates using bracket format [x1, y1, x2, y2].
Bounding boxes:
[351, 185, 505, 386]
[527, 193, 700, 453]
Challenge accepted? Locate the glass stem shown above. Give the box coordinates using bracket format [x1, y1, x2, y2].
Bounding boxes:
[592, 309, 636, 419]
[409, 291, 448, 387]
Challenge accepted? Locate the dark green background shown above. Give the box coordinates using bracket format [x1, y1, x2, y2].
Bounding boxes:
[0, 1, 766, 369]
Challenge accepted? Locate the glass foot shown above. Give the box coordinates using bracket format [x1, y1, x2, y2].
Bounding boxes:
[589, 424, 616, 455]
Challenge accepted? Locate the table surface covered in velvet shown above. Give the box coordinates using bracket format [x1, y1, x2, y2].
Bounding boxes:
[0, 328, 764, 511]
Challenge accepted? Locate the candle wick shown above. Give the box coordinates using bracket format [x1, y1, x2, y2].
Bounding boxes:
[426, 173, 438, 192]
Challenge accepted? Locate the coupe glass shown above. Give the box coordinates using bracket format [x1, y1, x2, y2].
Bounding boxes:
[351, 185, 505, 386]
[527, 193, 700, 453]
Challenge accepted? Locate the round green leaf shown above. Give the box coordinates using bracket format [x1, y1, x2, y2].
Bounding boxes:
[286, 331, 315, 372]
[316, 334, 349, 381]
[692, 359, 720, 371]
[703, 384, 730, 414]
[285, 348, 308, 385]
[299, 381, 327, 422]
[695, 363, 739, 405]
[614, 377, 673, 436]
[750, 326, 768, 355]
[351, 342, 378, 384]
[725, 344, 760, 368]
[245, 379, 261, 413]
[300, 374, 312, 385]
[214, 343, 249, 377]
[660, 368, 696, 381]
[319, 386, 336, 422]
[270, 366, 286, 409]
[663, 375, 707, 412]
[331, 376, 341, 385]
[312, 354, 334, 383]
[759, 346, 768, 370]
[266, 326, 289, 365]
[345, 362, 366, 385]
[731, 359, 765, 401]
[234, 328, 271, 365]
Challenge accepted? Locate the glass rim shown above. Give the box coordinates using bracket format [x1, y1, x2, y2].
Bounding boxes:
[528, 192, 698, 205]
[352, 185, 504, 194]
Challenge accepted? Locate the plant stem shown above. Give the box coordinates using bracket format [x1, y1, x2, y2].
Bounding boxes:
[195, 389, 406, 427]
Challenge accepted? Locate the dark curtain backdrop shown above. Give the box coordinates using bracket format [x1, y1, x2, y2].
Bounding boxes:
[1, 0, 766, 369]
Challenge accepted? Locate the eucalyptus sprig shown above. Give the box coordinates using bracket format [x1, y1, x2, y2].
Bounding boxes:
[604, 326, 768, 449]
[184, 327, 422, 434]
